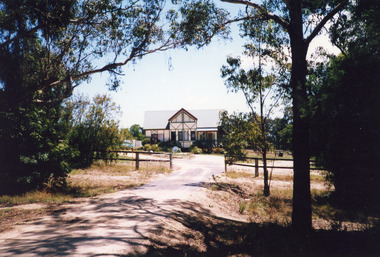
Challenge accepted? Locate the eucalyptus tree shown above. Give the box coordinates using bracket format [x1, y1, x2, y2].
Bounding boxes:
[0, 0, 229, 192]
[310, 0, 380, 210]
[221, 54, 282, 196]
[0, 0, 229, 106]
[219, 0, 349, 234]
[65, 94, 122, 167]
[220, 111, 259, 167]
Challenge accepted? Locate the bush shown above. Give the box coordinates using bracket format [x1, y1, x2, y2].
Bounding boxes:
[190, 146, 203, 154]
[143, 144, 161, 152]
[212, 147, 224, 154]
[158, 141, 182, 152]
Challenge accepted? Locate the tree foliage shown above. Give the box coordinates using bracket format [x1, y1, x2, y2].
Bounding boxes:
[65, 94, 122, 167]
[221, 52, 282, 196]
[0, 0, 230, 106]
[129, 124, 144, 140]
[219, 0, 349, 233]
[310, 0, 380, 211]
[0, 0, 229, 192]
[219, 111, 259, 165]
[0, 98, 73, 194]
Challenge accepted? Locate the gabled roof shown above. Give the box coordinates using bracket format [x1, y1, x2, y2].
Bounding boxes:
[168, 108, 198, 121]
[143, 109, 222, 130]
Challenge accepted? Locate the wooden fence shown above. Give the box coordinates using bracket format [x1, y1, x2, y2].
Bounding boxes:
[225, 155, 322, 175]
[94, 150, 173, 170]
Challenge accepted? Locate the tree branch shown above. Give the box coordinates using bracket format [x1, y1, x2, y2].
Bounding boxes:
[0, 25, 41, 48]
[221, 0, 289, 30]
[305, 1, 348, 46]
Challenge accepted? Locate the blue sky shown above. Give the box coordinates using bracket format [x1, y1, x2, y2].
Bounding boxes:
[74, 5, 340, 129]
[74, 26, 255, 128]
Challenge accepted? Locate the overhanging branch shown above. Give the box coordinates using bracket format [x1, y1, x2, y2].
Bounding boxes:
[305, 1, 348, 46]
[221, 0, 289, 30]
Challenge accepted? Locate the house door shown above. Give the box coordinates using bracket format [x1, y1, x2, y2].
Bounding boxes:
[171, 131, 176, 141]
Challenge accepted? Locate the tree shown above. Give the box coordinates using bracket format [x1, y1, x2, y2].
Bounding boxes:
[0, 92, 73, 194]
[130, 124, 144, 140]
[0, 0, 229, 191]
[220, 111, 259, 165]
[221, 54, 282, 196]
[65, 94, 122, 167]
[120, 128, 133, 142]
[266, 117, 292, 151]
[310, 0, 380, 211]
[0, 0, 230, 106]
[220, 0, 348, 234]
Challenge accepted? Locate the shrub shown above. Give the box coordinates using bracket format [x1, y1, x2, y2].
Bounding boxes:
[212, 147, 224, 154]
[143, 144, 161, 152]
[158, 141, 182, 152]
[190, 146, 203, 154]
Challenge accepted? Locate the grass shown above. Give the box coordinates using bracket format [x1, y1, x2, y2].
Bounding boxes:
[225, 169, 325, 184]
[210, 167, 378, 232]
[240, 188, 293, 224]
[0, 160, 171, 206]
[0, 208, 49, 233]
[0, 160, 173, 233]
[224, 170, 253, 179]
[246, 149, 293, 159]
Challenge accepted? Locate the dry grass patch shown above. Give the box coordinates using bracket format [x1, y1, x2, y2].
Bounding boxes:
[224, 170, 254, 179]
[206, 169, 378, 231]
[0, 160, 172, 231]
[0, 190, 73, 206]
[0, 208, 49, 233]
[68, 161, 172, 197]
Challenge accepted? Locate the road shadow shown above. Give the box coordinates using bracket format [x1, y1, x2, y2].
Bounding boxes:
[185, 182, 249, 198]
[138, 200, 380, 257]
[1, 194, 379, 257]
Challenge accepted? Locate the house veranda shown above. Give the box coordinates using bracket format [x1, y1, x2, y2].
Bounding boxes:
[143, 108, 223, 149]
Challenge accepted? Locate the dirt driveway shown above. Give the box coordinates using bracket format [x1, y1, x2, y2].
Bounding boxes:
[0, 155, 226, 256]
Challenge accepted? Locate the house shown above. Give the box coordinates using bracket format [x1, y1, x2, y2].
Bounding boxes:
[143, 108, 224, 148]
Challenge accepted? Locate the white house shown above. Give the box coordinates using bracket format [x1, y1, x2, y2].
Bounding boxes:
[143, 108, 223, 148]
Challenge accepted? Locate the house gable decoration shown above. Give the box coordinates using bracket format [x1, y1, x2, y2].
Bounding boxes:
[143, 108, 223, 148]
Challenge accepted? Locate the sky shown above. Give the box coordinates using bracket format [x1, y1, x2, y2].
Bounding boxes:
[74, 6, 341, 129]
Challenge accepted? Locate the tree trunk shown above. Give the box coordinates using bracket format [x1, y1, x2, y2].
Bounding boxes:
[263, 147, 270, 196]
[288, 1, 312, 236]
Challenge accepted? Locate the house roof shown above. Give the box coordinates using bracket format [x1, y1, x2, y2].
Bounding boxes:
[168, 108, 198, 121]
[143, 109, 222, 130]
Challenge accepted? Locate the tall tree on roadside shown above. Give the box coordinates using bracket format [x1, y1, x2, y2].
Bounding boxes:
[220, 111, 259, 167]
[65, 94, 122, 167]
[220, 0, 348, 234]
[221, 54, 282, 196]
[310, 0, 380, 211]
[0, 0, 230, 106]
[0, 0, 229, 191]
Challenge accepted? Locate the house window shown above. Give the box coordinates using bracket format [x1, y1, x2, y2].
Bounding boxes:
[184, 131, 189, 141]
[171, 131, 176, 141]
[178, 131, 183, 141]
[191, 131, 196, 141]
[151, 133, 158, 143]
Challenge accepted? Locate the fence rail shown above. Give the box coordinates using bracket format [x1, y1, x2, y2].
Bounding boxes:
[94, 150, 172, 170]
[225, 155, 323, 175]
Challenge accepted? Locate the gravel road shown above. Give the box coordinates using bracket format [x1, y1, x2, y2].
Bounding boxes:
[0, 155, 225, 256]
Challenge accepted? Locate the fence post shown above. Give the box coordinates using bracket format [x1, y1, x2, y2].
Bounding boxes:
[136, 152, 140, 170]
[255, 158, 259, 177]
[169, 153, 173, 169]
[224, 155, 227, 172]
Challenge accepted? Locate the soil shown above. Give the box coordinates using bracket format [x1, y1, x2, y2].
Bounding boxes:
[0, 155, 368, 256]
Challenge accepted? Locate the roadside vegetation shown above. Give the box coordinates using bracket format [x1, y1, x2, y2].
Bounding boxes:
[0, 160, 171, 232]
[146, 165, 379, 256]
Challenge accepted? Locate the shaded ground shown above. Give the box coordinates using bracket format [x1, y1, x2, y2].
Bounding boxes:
[0, 155, 225, 256]
[0, 155, 379, 256]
